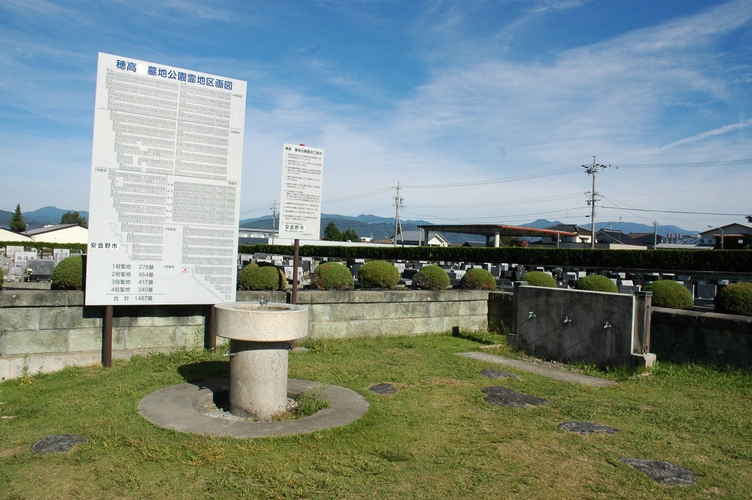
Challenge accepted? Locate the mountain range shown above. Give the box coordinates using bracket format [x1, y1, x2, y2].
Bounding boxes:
[1, 206, 695, 241]
[240, 214, 695, 244]
[0, 206, 90, 230]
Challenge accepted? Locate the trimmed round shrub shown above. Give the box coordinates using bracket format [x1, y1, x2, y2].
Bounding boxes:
[714, 282, 752, 316]
[238, 263, 287, 291]
[357, 260, 400, 288]
[644, 280, 693, 309]
[52, 255, 83, 290]
[576, 275, 618, 293]
[311, 262, 353, 290]
[413, 265, 450, 290]
[460, 268, 497, 290]
[521, 271, 556, 288]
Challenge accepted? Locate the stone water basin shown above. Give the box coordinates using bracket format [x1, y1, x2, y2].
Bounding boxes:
[214, 302, 308, 342]
[213, 301, 309, 420]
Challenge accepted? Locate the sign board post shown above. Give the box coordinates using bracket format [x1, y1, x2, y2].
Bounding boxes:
[85, 53, 247, 307]
[278, 144, 324, 304]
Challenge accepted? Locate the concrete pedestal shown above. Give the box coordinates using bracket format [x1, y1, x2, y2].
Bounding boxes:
[214, 302, 309, 422]
[229, 340, 290, 420]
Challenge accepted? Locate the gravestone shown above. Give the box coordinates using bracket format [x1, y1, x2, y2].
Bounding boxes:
[53, 248, 70, 262]
[27, 259, 55, 281]
[13, 250, 38, 264]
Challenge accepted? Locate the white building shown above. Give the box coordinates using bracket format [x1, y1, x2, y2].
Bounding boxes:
[23, 224, 88, 245]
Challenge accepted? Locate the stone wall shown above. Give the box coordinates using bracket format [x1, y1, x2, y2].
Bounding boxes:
[0, 289, 490, 380]
[295, 289, 490, 339]
[650, 308, 752, 368]
[0, 290, 211, 381]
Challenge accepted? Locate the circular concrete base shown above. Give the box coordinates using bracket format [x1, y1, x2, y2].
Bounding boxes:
[139, 379, 368, 438]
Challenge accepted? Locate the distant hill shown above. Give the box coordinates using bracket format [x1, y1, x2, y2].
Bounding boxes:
[240, 215, 696, 242]
[1, 206, 697, 239]
[0, 206, 89, 230]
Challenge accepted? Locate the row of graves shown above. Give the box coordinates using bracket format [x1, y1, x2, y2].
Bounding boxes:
[240, 253, 728, 305]
[2, 246, 73, 283]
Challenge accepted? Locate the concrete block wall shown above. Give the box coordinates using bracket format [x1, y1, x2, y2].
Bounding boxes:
[651, 308, 752, 368]
[487, 291, 514, 334]
[509, 284, 648, 369]
[295, 289, 490, 339]
[0, 290, 208, 380]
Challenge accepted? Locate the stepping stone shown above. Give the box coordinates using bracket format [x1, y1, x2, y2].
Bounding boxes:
[31, 434, 86, 455]
[481, 386, 547, 407]
[618, 458, 697, 485]
[558, 421, 620, 435]
[369, 383, 397, 394]
[480, 369, 520, 379]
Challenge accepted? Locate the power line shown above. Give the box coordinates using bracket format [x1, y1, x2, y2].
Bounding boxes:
[599, 206, 748, 216]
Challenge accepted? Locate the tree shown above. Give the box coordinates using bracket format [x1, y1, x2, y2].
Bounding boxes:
[341, 228, 360, 242]
[322, 221, 341, 241]
[9, 204, 25, 232]
[61, 211, 87, 228]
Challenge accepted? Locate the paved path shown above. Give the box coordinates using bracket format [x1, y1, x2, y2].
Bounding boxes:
[457, 352, 616, 387]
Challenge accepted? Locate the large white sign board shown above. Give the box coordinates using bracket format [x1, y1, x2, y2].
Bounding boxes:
[278, 144, 324, 240]
[85, 53, 247, 306]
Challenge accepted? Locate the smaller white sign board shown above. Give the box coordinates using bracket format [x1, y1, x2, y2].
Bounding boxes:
[278, 144, 324, 240]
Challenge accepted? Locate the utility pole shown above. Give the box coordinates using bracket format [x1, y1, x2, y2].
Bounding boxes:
[653, 220, 658, 249]
[392, 182, 404, 247]
[582, 156, 610, 249]
[269, 200, 278, 244]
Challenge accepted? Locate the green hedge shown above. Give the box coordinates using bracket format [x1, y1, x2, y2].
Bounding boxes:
[238, 264, 288, 291]
[51, 255, 84, 290]
[238, 245, 752, 273]
[576, 275, 618, 293]
[460, 268, 497, 290]
[521, 271, 556, 287]
[0, 241, 87, 253]
[714, 282, 752, 316]
[644, 280, 694, 310]
[413, 265, 450, 290]
[311, 262, 353, 290]
[357, 260, 400, 288]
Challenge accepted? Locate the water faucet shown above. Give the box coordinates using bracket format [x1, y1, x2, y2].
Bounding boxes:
[259, 296, 267, 308]
[528, 311, 536, 319]
[563, 315, 573, 325]
[603, 321, 612, 329]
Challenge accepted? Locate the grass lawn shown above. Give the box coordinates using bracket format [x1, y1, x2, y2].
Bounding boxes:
[1, 334, 750, 499]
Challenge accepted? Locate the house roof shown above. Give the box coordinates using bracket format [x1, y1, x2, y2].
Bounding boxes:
[23, 224, 82, 236]
[418, 224, 577, 238]
[546, 224, 591, 236]
[596, 229, 644, 246]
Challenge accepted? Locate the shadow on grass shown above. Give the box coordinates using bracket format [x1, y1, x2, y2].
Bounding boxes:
[177, 361, 229, 382]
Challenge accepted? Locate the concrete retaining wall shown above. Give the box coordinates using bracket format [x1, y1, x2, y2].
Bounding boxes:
[0, 289, 489, 380]
[651, 308, 752, 368]
[2, 288, 750, 380]
[295, 289, 490, 339]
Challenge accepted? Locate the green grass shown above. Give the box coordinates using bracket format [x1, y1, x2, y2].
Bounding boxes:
[1, 335, 751, 499]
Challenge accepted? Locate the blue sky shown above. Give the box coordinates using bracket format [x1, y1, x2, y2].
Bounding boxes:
[1, 0, 751, 232]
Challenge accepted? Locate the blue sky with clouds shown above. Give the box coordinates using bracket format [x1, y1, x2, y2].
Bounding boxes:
[2, 0, 751, 232]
